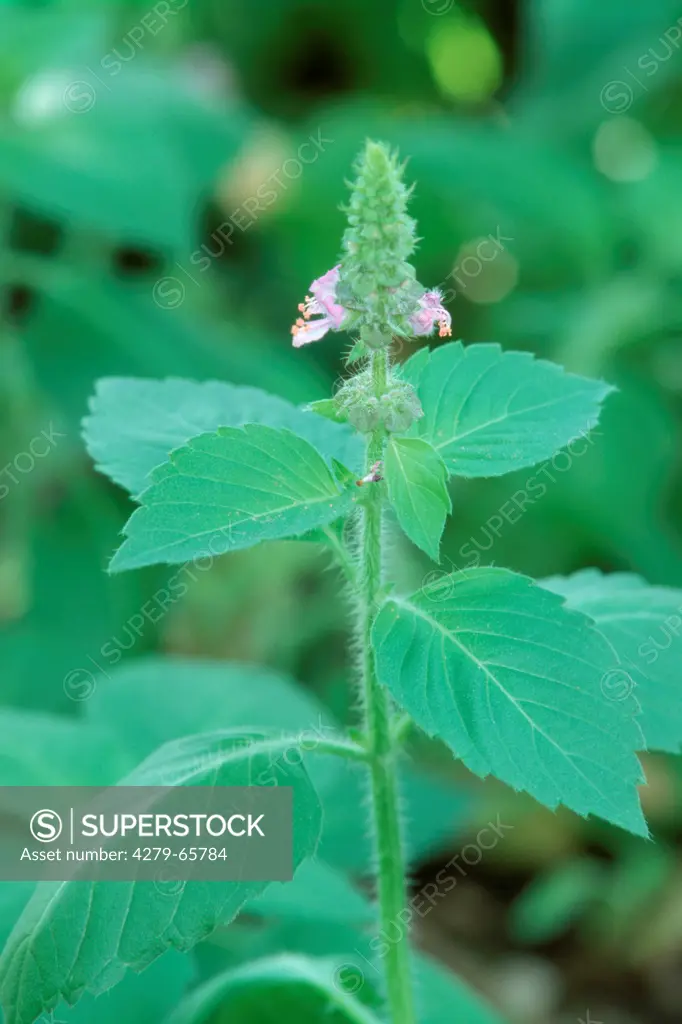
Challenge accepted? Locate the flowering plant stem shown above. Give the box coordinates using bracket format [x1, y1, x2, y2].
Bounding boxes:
[358, 349, 416, 1024]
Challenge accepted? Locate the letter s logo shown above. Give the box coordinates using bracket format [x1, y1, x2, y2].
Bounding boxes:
[30, 809, 63, 843]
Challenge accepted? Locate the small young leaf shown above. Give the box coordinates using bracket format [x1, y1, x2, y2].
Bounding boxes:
[384, 437, 451, 561]
[371, 567, 648, 836]
[401, 342, 613, 477]
[331, 459, 357, 488]
[83, 377, 363, 496]
[109, 425, 357, 572]
[0, 731, 322, 1024]
[542, 569, 682, 754]
[306, 399, 348, 424]
[345, 340, 369, 365]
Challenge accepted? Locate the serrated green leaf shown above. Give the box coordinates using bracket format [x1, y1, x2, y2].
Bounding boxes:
[385, 437, 451, 561]
[396, 345, 429, 388]
[0, 731, 322, 1024]
[163, 954, 382, 1024]
[110, 425, 358, 572]
[371, 567, 648, 836]
[84, 378, 363, 497]
[542, 570, 682, 754]
[401, 342, 613, 477]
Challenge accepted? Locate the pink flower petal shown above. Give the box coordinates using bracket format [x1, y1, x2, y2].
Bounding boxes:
[291, 265, 348, 347]
[410, 289, 452, 338]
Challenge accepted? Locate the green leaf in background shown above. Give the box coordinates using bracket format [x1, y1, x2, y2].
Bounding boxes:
[0, 883, 34, 954]
[595, 841, 677, 945]
[84, 378, 363, 497]
[82, 657, 471, 876]
[19, 279, 331, 429]
[414, 953, 509, 1024]
[542, 570, 682, 754]
[162, 954, 383, 1024]
[0, 480, 157, 713]
[110, 425, 358, 572]
[0, 730, 322, 1024]
[317, 759, 471, 876]
[57, 951, 196, 1024]
[244, 859, 372, 925]
[384, 436, 451, 562]
[509, 858, 605, 945]
[1, 54, 247, 250]
[84, 657, 333, 762]
[372, 567, 648, 836]
[549, 379, 682, 585]
[401, 342, 613, 477]
[0, 709, 130, 786]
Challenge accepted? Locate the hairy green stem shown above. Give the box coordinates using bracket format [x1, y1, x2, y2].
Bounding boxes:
[358, 350, 416, 1024]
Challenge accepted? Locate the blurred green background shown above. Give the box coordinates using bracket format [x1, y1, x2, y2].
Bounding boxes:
[1, 0, 682, 1021]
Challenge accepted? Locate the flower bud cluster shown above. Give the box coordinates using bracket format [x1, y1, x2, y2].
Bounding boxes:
[335, 369, 423, 434]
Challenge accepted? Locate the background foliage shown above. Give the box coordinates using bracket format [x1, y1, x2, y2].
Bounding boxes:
[0, 0, 682, 1021]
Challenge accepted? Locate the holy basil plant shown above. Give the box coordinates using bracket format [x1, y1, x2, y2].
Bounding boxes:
[0, 141, 664, 1024]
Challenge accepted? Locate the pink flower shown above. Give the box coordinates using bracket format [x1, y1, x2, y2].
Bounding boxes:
[291, 265, 348, 347]
[409, 289, 452, 339]
[291, 268, 452, 346]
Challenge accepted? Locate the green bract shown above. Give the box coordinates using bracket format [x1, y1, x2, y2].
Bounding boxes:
[336, 141, 424, 338]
